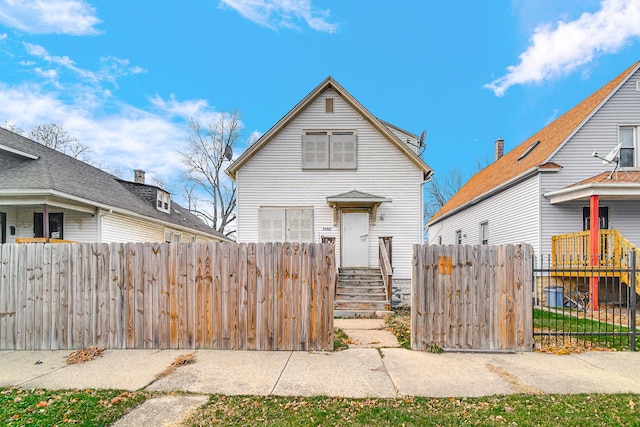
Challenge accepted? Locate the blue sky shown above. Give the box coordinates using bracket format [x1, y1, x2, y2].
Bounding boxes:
[1, 0, 640, 195]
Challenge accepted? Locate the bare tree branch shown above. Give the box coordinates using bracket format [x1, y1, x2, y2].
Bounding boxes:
[179, 112, 241, 237]
[423, 166, 464, 221]
[28, 123, 90, 160]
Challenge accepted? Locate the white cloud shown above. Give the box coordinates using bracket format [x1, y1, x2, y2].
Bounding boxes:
[149, 94, 222, 124]
[0, 0, 101, 35]
[220, 0, 338, 33]
[23, 43, 146, 87]
[0, 81, 191, 178]
[486, 0, 640, 96]
[0, 32, 6, 40]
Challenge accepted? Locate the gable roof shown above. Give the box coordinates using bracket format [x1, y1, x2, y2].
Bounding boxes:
[0, 127, 229, 241]
[428, 60, 640, 225]
[226, 76, 433, 179]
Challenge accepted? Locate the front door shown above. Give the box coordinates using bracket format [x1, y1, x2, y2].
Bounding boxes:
[342, 211, 369, 267]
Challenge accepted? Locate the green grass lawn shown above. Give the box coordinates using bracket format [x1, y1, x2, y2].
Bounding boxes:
[184, 393, 640, 426]
[3, 387, 640, 426]
[534, 308, 639, 351]
[0, 388, 148, 427]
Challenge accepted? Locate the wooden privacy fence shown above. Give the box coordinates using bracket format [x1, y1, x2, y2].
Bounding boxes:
[0, 242, 335, 351]
[412, 244, 533, 352]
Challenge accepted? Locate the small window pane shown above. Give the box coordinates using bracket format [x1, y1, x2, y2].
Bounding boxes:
[302, 134, 329, 169]
[330, 133, 357, 169]
[620, 127, 635, 167]
[480, 222, 488, 245]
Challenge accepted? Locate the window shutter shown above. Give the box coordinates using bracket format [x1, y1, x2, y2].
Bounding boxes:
[286, 209, 314, 243]
[330, 133, 357, 169]
[302, 134, 329, 169]
[259, 209, 285, 242]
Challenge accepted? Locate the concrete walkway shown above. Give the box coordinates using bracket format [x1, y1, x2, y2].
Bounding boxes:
[2, 319, 640, 425]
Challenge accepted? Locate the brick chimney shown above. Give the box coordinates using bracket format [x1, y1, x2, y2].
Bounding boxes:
[134, 169, 145, 184]
[495, 138, 504, 162]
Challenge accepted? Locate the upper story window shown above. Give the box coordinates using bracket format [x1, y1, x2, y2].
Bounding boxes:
[619, 126, 638, 168]
[480, 222, 489, 245]
[302, 130, 356, 170]
[157, 190, 171, 213]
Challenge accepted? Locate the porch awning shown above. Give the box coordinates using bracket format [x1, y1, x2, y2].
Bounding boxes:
[544, 171, 640, 204]
[326, 190, 391, 225]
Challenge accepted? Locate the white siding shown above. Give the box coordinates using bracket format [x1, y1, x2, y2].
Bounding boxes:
[1, 207, 17, 243]
[428, 176, 541, 254]
[236, 89, 424, 280]
[101, 212, 216, 243]
[102, 212, 162, 243]
[386, 126, 420, 154]
[540, 69, 640, 254]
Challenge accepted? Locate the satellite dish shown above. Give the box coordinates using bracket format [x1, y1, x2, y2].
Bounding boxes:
[601, 143, 621, 164]
[418, 130, 427, 147]
[224, 145, 233, 161]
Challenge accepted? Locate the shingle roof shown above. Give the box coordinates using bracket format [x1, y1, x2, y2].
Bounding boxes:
[568, 170, 640, 186]
[428, 60, 640, 225]
[0, 127, 228, 241]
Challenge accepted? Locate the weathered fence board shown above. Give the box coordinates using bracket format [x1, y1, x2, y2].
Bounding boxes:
[0, 242, 335, 351]
[412, 244, 534, 352]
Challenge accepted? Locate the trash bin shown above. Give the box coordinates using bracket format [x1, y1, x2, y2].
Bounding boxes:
[544, 286, 564, 308]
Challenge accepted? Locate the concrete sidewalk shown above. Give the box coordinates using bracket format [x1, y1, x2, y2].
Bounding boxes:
[2, 319, 640, 425]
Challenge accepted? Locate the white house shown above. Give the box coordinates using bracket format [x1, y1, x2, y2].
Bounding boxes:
[227, 77, 433, 308]
[427, 60, 640, 265]
[0, 127, 229, 244]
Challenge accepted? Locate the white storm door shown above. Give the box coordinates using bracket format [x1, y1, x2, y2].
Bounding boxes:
[342, 212, 369, 267]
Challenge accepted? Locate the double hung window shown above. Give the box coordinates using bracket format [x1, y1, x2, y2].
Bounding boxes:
[259, 208, 314, 243]
[302, 131, 356, 170]
[620, 126, 638, 168]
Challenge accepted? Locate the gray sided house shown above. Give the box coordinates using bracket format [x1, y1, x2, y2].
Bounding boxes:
[0, 127, 229, 244]
[428, 60, 640, 297]
[227, 77, 433, 309]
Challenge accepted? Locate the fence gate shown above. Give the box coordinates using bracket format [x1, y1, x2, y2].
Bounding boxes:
[533, 253, 638, 351]
[412, 244, 534, 352]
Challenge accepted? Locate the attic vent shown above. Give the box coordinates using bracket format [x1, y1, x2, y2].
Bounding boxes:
[636, 81, 640, 92]
[326, 98, 334, 113]
[518, 140, 540, 161]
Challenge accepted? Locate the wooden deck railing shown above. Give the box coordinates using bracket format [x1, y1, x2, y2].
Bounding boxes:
[378, 238, 393, 310]
[16, 238, 78, 244]
[551, 229, 640, 293]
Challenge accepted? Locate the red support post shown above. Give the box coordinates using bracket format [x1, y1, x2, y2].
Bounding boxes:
[589, 195, 599, 310]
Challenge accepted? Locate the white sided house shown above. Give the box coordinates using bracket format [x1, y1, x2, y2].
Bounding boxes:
[427, 60, 640, 298]
[227, 77, 433, 310]
[0, 127, 229, 245]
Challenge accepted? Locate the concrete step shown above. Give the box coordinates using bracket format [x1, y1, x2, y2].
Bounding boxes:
[334, 300, 390, 311]
[336, 286, 386, 295]
[336, 292, 387, 301]
[338, 276, 384, 286]
[339, 267, 380, 275]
